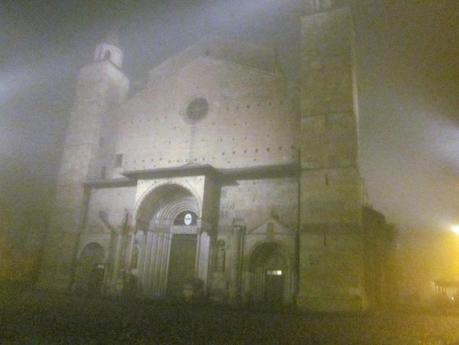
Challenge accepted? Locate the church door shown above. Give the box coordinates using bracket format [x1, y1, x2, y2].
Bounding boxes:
[76, 243, 105, 295]
[264, 270, 284, 306]
[249, 243, 287, 306]
[167, 234, 197, 297]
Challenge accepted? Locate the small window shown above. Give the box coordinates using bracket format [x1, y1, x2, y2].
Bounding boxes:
[115, 154, 123, 168]
[174, 211, 198, 226]
[266, 270, 283, 276]
[104, 50, 111, 60]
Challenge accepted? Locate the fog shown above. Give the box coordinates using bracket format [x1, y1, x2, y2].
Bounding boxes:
[0, 0, 457, 239]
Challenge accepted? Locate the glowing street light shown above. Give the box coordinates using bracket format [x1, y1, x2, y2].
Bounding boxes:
[451, 225, 459, 235]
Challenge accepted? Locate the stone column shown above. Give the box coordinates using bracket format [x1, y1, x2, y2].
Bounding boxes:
[229, 223, 245, 302]
[141, 231, 153, 292]
[110, 230, 123, 294]
[125, 232, 136, 272]
[160, 233, 173, 296]
[149, 232, 160, 295]
[197, 230, 211, 289]
[138, 230, 149, 293]
[158, 233, 171, 296]
[151, 232, 164, 296]
[143, 231, 172, 297]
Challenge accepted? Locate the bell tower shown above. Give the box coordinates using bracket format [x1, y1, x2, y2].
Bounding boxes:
[297, 1, 365, 311]
[38, 33, 129, 290]
[94, 31, 124, 69]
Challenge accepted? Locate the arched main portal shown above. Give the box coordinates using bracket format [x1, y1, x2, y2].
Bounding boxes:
[249, 242, 290, 306]
[74, 242, 105, 295]
[135, 183, 206, 298]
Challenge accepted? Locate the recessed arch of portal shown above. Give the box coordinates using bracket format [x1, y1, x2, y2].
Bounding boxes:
[74, 242, 106, 295]
[248, 241, 290, 273]
[78, 242, 106, 262]
[134, 183, 201, 231]
[77, 241, 108, 263]
[246, 241, 293, 305]
[133, 183, 204, 297]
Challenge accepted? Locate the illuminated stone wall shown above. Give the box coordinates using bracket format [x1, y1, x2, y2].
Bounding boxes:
[39, 7, 367, 312]
[85, 186, 137, 233]
[219, 178, 298, 233]
[297, 7, 364, 311]
[38, 61, 129, 290]
[95, 38, 298, 180]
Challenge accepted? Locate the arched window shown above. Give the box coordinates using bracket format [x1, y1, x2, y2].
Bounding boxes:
[104, 50, 111, 60]
[173, 211, 198, 226]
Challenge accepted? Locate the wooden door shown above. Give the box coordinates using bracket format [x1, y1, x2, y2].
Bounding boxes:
[167, 234, 197, 297]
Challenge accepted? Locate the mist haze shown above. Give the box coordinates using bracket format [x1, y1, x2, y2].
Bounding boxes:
[0, 0, 457, 237]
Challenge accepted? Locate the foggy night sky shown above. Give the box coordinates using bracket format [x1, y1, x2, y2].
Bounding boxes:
[0, 0, 457, 234]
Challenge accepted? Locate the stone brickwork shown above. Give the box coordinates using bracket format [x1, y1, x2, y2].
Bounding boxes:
[219, 178, 298, 232]
[97, 38, 298, 180]
[298, 7, 364, 311]
[38, 4, 376, 312]
[38, 60, 129, 290]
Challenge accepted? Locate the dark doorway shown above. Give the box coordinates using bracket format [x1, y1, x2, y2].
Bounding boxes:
[75, 243, 105, 295]
[249, 243, 288, 306]
[167, 234, 197, 297]
[264, 270, 284, 306]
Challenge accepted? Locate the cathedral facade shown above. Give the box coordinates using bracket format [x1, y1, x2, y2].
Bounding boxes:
[38, 5, 374, 312]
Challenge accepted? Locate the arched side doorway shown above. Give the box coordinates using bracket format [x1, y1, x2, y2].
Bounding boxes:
[74, 242, 105, 295]
[135, 183, 207, 299]
[248, 242, 291, 306]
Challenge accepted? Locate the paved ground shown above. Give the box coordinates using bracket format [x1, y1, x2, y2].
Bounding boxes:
[1, 290, 459, 345]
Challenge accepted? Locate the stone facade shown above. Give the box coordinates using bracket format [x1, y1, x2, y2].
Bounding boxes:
[298, 7, 364, 311]
[362, 207, 398, 309]
[38, 4, 384, 312]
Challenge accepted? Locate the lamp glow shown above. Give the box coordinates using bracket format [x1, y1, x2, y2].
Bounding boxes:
[451, 225, 459, 235]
